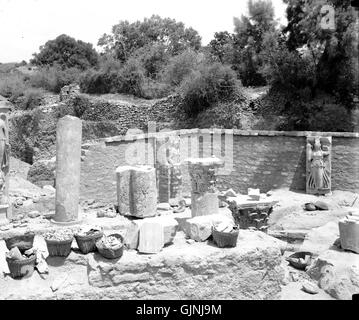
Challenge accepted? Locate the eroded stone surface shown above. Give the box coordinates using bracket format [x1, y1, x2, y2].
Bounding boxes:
[186, 157, 224, 217]
[116, 165, 157, 218]
[0, 230, 285, 300]
[339, 216, 359, 254]
[183, 212, 234, 242]
[54, 116, 82, 223]
[306, 249, 359, 300]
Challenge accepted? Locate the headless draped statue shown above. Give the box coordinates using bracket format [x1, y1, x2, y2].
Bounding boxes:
[306, 137, 331, 195]
[0, 117, 9, 203]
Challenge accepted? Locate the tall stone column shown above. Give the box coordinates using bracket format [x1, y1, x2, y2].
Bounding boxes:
[54, 115, 82, 223]
[185, 157, 224, 217]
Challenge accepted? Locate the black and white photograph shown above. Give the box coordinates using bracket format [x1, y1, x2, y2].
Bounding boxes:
[0, 0, 358, 305]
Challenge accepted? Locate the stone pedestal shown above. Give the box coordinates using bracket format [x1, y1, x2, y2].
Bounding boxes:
[54, 116, 82, 223]
[339, 215, 359, 254]
[116, 165, 157, 218]
[185, 157, 224, 217]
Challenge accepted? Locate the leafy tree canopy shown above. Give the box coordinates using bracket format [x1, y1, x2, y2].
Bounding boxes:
[31, 34, 99, 70]
[98, 15, 202, 61]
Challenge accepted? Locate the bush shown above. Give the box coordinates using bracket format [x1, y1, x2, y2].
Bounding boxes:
[18, 88, 44, 110]
[179, 61, 241, 116]
[70, 94, 91, 118]
[0, 73, 28, 103]
[278, 94, 355, 132]
[118, 58, 146, 97]
[160, 49, 201, 86]
[80, 69, 121, 94]
[141, 79, 171, 99]
[30, 66, 82, 93]
[133, 43, 170, 79]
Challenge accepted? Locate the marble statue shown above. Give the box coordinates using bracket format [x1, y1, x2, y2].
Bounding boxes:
[306, 136, 331, 195]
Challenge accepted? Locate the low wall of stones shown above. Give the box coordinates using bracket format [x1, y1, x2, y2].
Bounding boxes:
[80, 129, 359, 204]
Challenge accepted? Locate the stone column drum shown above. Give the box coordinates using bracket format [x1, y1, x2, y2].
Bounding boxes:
[185, 157, 224, 217]
[116, 165, 157, 218]
[339, 211, 359, 254]
[54, 116, 82, 223]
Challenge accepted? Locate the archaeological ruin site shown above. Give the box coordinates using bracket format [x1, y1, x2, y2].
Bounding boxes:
[0, 93, 358, 301]
[0, 0, 358, 304]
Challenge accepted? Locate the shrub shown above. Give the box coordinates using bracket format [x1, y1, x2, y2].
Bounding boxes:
[179, 61, 241, 116]
[160, 49, 201, 86]
[70, 94, 91, 118]
[80, 69, 121, 94]
[0, 73, 28, 103]
[30, 66, 82, 93]
[18, 88, 44, 110]
[118, 58, 146, 97]
[140, 79, 171, 99]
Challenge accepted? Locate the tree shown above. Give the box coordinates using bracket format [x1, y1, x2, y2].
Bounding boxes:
[282, 0, 358, 106]
[31, 34, 99, 70]
[232, 0, 277, 86]
[209, 31, 234, 64]
[98, 15, 202, 62]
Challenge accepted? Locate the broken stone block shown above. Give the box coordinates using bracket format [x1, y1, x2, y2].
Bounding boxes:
[157, 203, 171, 211]
[302, 280, 319, 294]
[314, 201, 329, 211]
[124, 216, 178, 250]
[192, 193, 219, 217]
[138, 221, 165, 254]
[116, 165, 157, 218]
[132, 166, 157, 218]
[183, 213, 235, 242]
[185, 157, 224, 218]
[224, 188, 237, 197]
[339, 216, 359, 254]
[248, 188, 260, 201]
[116, 166, 132, 216]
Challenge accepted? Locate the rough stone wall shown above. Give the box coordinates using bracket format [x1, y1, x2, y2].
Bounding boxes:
[80, 138, 155, 204]
[80, 130, 359, 204]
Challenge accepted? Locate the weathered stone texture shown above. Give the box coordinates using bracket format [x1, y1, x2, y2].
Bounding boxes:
[307, 250, 359, 300]
[116, 165, 157, 218]
[79, 132, 359, 205]
[54, 116, 82, 222]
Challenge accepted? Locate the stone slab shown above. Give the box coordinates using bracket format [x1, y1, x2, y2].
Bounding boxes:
[138, 221, 165, 254]
[183, 212, 235, 242]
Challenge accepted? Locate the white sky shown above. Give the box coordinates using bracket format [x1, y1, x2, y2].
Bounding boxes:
[0, 0, 287, 63]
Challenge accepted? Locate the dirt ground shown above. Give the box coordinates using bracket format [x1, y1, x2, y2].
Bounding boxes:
[2, 163, 359, 300]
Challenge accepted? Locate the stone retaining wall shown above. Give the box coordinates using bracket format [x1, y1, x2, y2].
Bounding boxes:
[80, 129, 359, 204]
